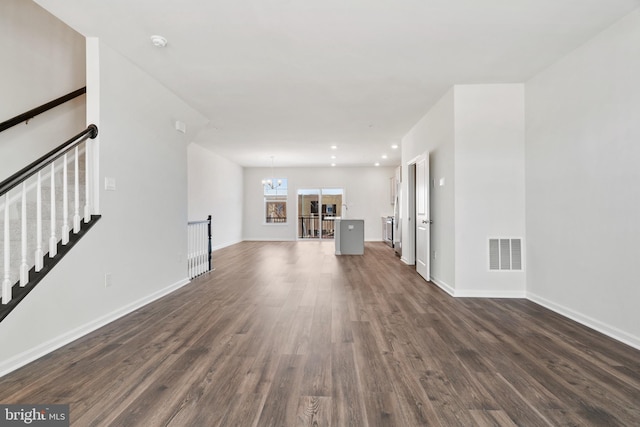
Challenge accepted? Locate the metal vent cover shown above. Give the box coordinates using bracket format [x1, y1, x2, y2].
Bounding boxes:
[489, 238, 523, 271]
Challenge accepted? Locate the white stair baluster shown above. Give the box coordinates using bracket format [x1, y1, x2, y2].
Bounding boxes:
[49, 162, 57, 257]
[193, 224, 198, 277]
[201, 223, 206, 275]
[195, 224, 199, 276]
[35, 171, 43, 271]
[189, 225, 194, 278]
[202, 223, 207, 274]
[20, 182, 29, 286]
[73, 146, 80, 233]
[198, 223, 202, 276]
[84, 141, 90, 223]
[61, 154, 70, 245]
[2, 193, 11, 303]
[198, 224, 202, 275]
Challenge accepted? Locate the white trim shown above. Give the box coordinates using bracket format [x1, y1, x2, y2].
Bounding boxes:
[456, 289, 527, 298]
[430, 276, 455, 296]
[400, 256, 414, 266]
[242, 237, 297, 242]
[211, 239, 243, 252]
[527, 292, 640, 351]
[0, 277, 191, 378]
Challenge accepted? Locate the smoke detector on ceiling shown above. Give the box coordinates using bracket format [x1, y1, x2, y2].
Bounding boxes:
[150, 35, 168, 48]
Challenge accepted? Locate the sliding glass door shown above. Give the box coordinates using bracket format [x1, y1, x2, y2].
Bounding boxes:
[297, 188, 344, 239]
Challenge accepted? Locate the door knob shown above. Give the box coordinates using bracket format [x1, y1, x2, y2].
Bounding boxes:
[422, 219, 432, 224]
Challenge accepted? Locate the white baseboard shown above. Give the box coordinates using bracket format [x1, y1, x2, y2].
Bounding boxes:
[212, 239, 243, 251]
[0, 277, 191, 378]
[526, 292, 640, 351]
[243, 237, 297, 242]
[429, 276, 455, 296]
[455, 289, 527, 298]
[400, 257, 414, 266]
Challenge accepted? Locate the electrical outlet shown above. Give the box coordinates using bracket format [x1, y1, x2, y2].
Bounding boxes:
[105, 273, 113, 288]
[433, 250, 437, 260]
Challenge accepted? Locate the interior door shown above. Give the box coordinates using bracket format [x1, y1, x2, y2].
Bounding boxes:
[415, 152, 430, 281]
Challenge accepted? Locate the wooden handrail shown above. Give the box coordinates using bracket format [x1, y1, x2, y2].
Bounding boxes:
[0, 87, 86, 134]
[0, 124, 98, 198]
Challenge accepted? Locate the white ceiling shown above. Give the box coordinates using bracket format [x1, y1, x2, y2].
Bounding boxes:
[36, 0, 639, 167]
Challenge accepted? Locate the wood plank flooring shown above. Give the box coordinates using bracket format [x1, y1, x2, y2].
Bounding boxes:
[1, 241, 639, 426]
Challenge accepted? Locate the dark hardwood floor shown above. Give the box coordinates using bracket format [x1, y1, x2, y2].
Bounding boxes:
[1, 241, 639, 426]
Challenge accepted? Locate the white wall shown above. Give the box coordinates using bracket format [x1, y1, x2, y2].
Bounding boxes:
[0, 0, 85, 181]
[187, 143, 243, 250]
[243, 166, 396, 241]
[0, 38, 208, 375]
[454, 84, 526, 297]
[400, 85, 526, 297]
[401, 89, 456, 288]
[525, 9, 640, 347]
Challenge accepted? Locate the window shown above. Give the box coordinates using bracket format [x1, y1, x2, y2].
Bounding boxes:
[264, 178, 287, 223]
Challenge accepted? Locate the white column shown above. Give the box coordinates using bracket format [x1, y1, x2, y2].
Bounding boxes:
[35, 171, 43, 271]
[2, 193, 12, 303]
[20, 182, 29, 286]
[49, 162, 58, 257]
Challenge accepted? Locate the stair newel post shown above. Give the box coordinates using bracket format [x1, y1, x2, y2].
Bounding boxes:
[207, 215, 212, 272]
[73, 146, 80, 233]
[2, 193, 11, 304]
[35, 171, 43, 271]
[20, 182, 29, 286]
[61, 154, 70, 245]
[49, 162, 58, 257]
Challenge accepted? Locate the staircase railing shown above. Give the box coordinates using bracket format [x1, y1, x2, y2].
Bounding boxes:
[0, 123, 99, 319]
[187, 215, 212, 279]
[0, 88, 86, 134]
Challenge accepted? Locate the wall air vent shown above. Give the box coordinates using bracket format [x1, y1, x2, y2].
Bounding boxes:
[489, 238, 523, 271]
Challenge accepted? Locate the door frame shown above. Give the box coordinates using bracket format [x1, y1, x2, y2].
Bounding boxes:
[407, 152, 430, 281]
[296, 187, 344, 240]
[404, 161, 417, 265]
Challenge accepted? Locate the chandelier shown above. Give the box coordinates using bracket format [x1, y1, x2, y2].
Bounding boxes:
[262, 156, 282, 190]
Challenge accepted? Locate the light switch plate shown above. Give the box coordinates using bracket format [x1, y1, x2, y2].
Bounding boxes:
[105, 177, 116, 191]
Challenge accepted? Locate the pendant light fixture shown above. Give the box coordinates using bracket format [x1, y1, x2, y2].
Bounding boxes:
[262, 156, 282, 190]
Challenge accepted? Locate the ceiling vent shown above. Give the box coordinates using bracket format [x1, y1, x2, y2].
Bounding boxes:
[489, 238, 522, 271]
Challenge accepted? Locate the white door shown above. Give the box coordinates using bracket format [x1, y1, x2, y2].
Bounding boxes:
[415, 152, 430, 281]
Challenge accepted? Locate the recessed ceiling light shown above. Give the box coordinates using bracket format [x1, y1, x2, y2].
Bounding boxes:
[381, 154, 388, 159]
[150, 35, 168, 48]
[330, 145, 338, 150]
[331, 163, 336, 167]
[374, 162, 380, 167]
[331, 155, 336, 159]
[391, 144, 399, 149]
